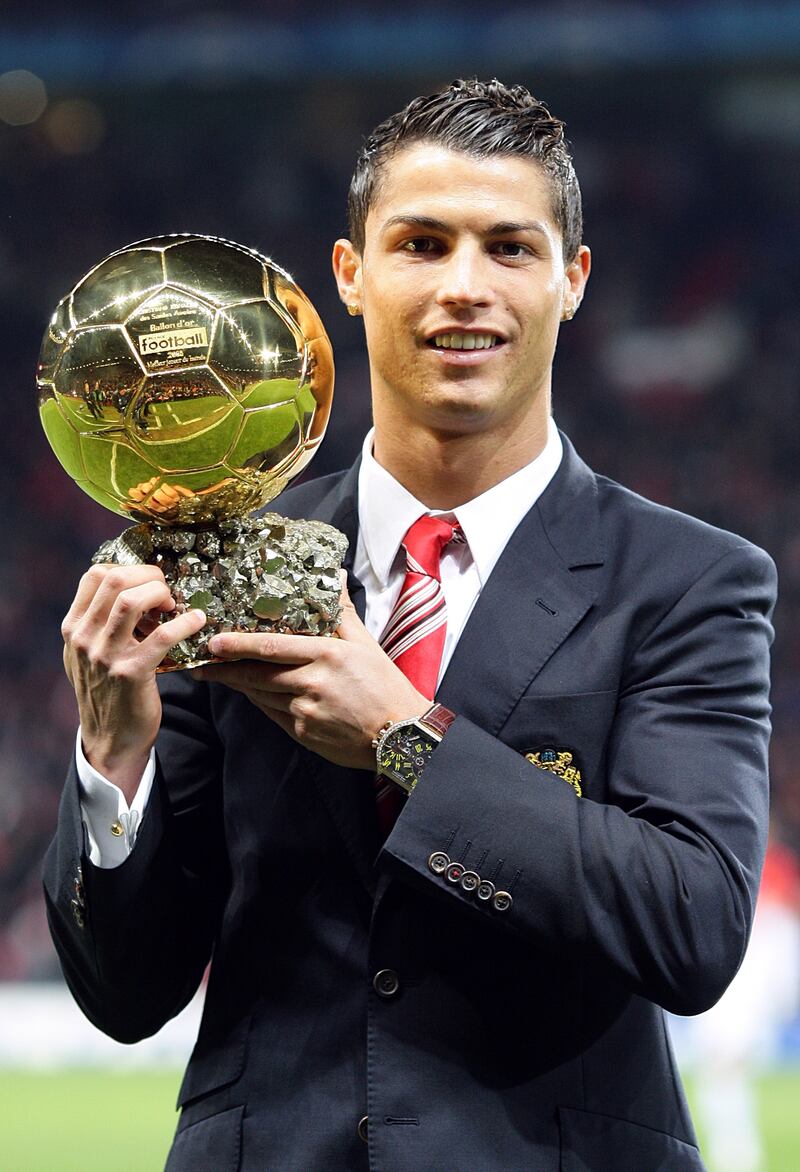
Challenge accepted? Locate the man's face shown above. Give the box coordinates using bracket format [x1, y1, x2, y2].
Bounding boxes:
[334, 142, 589, 439]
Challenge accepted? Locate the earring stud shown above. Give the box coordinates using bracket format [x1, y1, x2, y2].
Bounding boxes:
[347, 303, 362, 317]
[561, 305, 576, 322]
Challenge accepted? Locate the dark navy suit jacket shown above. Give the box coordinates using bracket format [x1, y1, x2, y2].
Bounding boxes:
[43, 434, 777, 1171]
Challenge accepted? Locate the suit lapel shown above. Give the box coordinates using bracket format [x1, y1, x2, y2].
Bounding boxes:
[437, 435, 605, 734]
[280, 460, 366, 622]
[287, 462, 381, 894]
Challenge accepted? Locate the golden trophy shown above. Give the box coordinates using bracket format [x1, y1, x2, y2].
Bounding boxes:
[37, 234, 345, 670]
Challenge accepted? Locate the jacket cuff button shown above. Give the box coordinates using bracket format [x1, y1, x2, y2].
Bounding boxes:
[445, 862, 465, 883]
[492, 890, 513, 912]
[427, 851, 450, 875]
[460, 870, 480, 893]
[476, 880, 496, 902]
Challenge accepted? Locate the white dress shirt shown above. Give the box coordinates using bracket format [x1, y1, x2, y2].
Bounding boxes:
[77, 419, 563, 867]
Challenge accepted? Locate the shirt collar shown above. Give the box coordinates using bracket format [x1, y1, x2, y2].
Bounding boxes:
[357, 419, 563, 589]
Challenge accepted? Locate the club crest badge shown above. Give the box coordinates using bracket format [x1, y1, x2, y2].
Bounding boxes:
[525, 747, 583, 797]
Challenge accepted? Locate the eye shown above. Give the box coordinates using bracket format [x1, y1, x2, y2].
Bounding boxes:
[401, 237, 442, 254]
[491, 241, 532, 259]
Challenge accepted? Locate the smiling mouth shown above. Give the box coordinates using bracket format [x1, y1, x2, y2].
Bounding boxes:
[426, 332, 503, 351]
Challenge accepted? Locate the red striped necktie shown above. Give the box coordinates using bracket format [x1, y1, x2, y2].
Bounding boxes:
[375, 514, 463, 833]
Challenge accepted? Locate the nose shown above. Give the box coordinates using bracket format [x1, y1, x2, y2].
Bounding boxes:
[435, 242, 495, 310]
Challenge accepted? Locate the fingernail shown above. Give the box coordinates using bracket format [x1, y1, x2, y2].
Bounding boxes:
[192, 609, 206, 621]
[208, 636, 224, 654]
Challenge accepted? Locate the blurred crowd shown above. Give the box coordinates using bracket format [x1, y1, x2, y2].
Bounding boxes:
[1, 64, 798, 989]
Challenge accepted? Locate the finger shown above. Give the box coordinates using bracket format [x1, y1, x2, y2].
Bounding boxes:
[192, 661, 264, 689]
[75, 564, 172, 633]
[245, 689, 296, 714]
[195, 668, 297, 714]
[195, 659, 310, 695]
[102, 580, 181, 650]
[207, 630, 321, 664]
[135, 606, 164, 639]
[62, 643, 74, 687]
[190, 664, 251, 695]
[63, 566, 142, 640]
[135, 608, 208, 672]
[335, 571, 377, 647]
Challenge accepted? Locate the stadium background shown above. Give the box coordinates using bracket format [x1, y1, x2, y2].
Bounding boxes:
[1, 1, 798, 1168]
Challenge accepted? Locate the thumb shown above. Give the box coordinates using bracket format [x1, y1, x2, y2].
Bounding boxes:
[336, 570, 372, 645]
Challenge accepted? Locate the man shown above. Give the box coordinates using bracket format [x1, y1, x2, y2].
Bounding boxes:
[44, 79, 776, 1170]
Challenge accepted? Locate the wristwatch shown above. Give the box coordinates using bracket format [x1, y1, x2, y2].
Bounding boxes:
[372, 703, 456, 794]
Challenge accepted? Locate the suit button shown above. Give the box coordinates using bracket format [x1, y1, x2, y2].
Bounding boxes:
[492, 890, 513, 913]
[373, 968, 400, 998]
[460, 870, 480, 893]
[445, 862, 465, 883]
[428, 851, 449, 875]
[358, 1115, 369, 1142]
[476, 880, 495, 902]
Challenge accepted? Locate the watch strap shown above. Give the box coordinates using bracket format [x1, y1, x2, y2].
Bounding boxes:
[419, 703, 456, 739]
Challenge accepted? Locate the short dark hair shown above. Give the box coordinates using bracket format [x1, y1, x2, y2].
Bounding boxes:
[347, 78, 583, 262]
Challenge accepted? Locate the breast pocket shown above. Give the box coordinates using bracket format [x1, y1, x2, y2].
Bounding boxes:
[500, 690, 618, 800]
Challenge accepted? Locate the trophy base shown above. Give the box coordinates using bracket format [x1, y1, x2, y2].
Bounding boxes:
[92, 514, 349, 672]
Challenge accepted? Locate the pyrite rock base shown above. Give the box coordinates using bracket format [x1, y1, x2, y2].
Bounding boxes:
[92, 514, 349, 671]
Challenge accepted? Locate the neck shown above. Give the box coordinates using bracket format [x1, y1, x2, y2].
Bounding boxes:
[372, 411, 551, 510]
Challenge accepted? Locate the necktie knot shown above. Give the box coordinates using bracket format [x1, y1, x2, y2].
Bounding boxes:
[402, 514, 459, 582]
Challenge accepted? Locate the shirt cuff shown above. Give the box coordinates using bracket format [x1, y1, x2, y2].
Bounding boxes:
[75, 728, 155, 869]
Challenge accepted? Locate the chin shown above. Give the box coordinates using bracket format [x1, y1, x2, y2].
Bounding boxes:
[417, 394, 503, 436]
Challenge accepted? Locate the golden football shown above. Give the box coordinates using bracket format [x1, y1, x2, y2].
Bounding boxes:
[36, 234, 334, 525]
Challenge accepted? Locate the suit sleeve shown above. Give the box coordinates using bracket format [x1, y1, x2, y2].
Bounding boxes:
[379, 543, 777, 1015]
[42, 672, 226, 1043]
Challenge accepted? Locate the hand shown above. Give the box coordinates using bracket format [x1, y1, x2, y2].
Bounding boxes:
[62, 564, 207, 801]
[191, 577, 430, 770]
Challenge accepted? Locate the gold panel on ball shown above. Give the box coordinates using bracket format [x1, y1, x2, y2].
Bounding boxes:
[71, 248, 166, 329]
[37, 234, 335, 526]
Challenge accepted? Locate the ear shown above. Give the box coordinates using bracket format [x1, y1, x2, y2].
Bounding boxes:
[332, 239, 363, 312]
[561, 244, 591, 319]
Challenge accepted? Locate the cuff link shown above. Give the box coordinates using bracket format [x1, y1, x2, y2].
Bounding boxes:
[110, 820, 124, 837]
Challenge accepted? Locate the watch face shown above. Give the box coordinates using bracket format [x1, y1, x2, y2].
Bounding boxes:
[379, 725, 438, 791]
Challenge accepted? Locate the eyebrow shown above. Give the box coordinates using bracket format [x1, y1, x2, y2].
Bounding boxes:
[381, 214, 551, 237]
